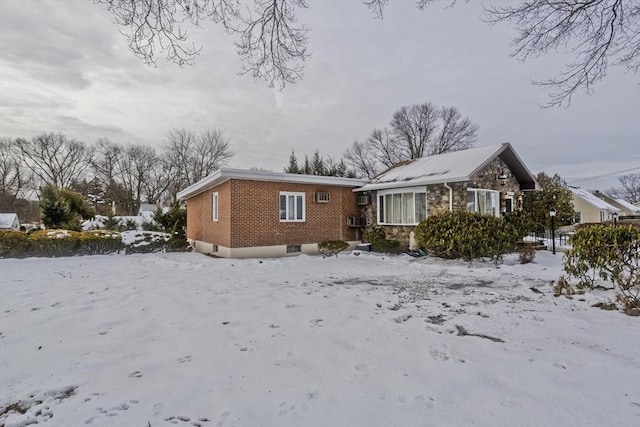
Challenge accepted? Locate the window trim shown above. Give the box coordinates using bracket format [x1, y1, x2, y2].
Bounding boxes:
[212, 192, 219, 222]
[279, 191, 306, 222]
[377, 187, 427, 226]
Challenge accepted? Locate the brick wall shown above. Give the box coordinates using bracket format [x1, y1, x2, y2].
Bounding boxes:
[185, 180, 232, 248]
[229, 180, 358, 248]
[185, 179, 361, 249]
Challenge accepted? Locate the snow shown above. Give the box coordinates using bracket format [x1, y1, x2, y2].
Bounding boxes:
[356, 144, 508, 191]
[82, 215, 153, 231]
[0, 213, 18, 229]
[613, 197, 640, 214]
[1, 252, 638, 426]
[569, 187, 621, 212]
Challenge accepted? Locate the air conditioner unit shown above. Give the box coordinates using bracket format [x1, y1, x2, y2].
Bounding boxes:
[356, 194, 370, 205]
[315, 192, 330, 203]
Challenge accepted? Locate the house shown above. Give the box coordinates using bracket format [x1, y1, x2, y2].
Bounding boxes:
[138, 203, 159, 216]
[569, 186, 621, 224]
[0, 213, 21, 231]
[353, 143, 540, 248]
[592, 191, 640, 217]
[177, 169, 367, 258]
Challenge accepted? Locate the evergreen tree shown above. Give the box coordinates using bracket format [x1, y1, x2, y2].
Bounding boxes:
[311, 150, 325, 176]
[284, 150, 300, 174]
[523, 172, 574, 232]
[40, 184, 95, 230]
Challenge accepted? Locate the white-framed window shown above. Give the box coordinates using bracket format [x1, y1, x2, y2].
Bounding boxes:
[377, 188, 427, 225]
[280, 192, 305, 222]
[212, 192, 219, 221]
[467, 188, 499, 217]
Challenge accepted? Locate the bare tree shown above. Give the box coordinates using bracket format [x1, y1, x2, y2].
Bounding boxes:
[344, 102, 478, 178]
[484, 1, 640, 107]
[390, 102, 439, 159]
[0, 138, 28, 210]
[343, 139, 379, 180]
[610, 173, 640, 204]
[164, 127, 234, 196]
[96, 0, 310, 88]
[431, 106, 477, 155]
[98, 0, 638, 102]
[15, 133, 93, 189]
[117, 144, 160, 215]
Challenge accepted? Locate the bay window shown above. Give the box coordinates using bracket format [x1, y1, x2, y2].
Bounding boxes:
[378, 189, 427, 225]
[467, 188, 499, 217]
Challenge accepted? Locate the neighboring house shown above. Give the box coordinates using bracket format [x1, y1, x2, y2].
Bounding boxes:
[592, 191, 640, 217]
[569, 186, 621, 224]
[0, 213, 21, 231]
[138, 204, 159, 216]
[354, 143, 540, 248]
[177, 169, 367, 258]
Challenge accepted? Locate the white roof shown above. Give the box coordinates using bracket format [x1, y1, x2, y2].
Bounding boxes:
[0, 213, 19, 228]
[177, 168, 367, 200]
[356, 143, 539, 192]
[570, 187, 621, 212]
[613, 197, 640, 214]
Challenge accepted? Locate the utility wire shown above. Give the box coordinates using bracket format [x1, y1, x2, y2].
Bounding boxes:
[567, 166, 640, 184]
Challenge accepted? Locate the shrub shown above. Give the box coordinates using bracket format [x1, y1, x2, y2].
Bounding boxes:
[103, 215, 120, 230]
[0, 229, 123, 258]
[517, 243, 537, 264]
[124, 231, 171, 254]
[413, 211, 525, 262]
[0, 230, 30, 258]
[563, 225, 639, 312]
[363, 225, 400, 253]
[318, 240, 349, 257]
[141, 221, 162, 232]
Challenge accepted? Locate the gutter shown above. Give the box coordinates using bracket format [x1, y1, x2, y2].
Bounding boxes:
[443, 182, 453, 212]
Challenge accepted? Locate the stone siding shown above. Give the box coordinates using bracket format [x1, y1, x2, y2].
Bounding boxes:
[362, 156, 526, 248]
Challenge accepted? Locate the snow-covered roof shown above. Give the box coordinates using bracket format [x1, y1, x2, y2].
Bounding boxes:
[569, 187, 621, 212]
[355, 143, 539, 192]
[177, 168, 368, 200]
[613, 197, 640, 214]
[138, 203, 158, 213]
[0, 213, 19, 229]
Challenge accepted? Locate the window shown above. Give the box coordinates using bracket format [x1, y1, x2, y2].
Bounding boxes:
[573, 212, 581, 224]
[212, 192, 219, 221]
[286, 245, 301, 253]
[280, 192, 305, 222]
[378, 189, 427, 225]
[467, 189, 499, 217]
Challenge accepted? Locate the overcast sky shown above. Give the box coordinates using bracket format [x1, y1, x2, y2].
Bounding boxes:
[1, 0, 638, 191]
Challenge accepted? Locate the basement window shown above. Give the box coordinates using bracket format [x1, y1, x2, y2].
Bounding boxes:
[286, 245, 301, 253]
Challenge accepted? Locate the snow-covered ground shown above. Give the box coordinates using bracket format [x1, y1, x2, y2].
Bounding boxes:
[1, 251, 638, 426]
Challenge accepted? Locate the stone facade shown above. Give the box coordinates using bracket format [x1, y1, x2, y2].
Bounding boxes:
[361, 157, 526, 249]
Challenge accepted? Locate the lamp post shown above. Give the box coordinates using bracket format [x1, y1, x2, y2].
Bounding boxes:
[612, 211, 618, 226]
[549, 208, 556, 255]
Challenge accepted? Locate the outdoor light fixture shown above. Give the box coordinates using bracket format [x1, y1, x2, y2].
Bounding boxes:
[549, 208, 557, 255]
[497, 170, 508, 185]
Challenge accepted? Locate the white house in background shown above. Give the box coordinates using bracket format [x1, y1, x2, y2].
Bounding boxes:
[592, 191, 640, 216]
[138, 204, 159, 216]
[0, 213, 21, 231]
[569, 186, 621, 224]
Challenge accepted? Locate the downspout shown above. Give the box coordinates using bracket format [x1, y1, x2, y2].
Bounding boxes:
[443, 182, 453, 212]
